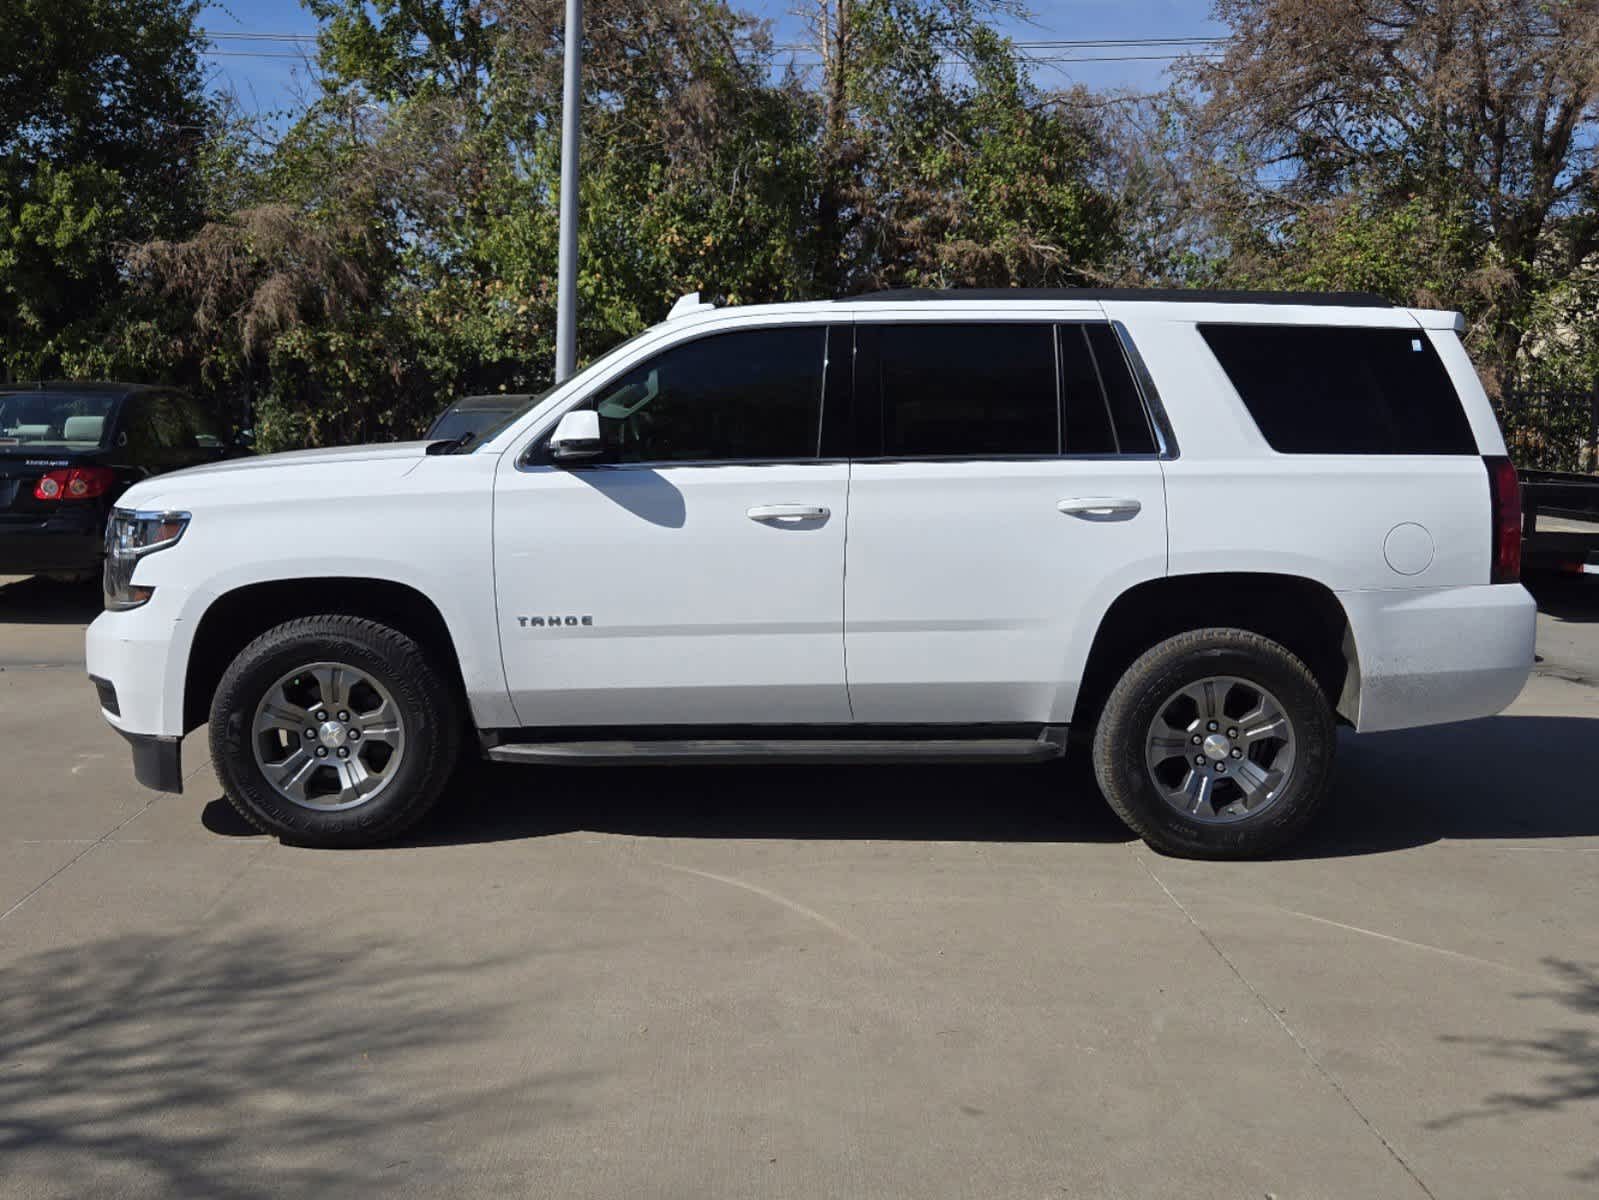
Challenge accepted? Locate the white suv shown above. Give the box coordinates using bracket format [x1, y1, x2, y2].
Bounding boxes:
[85, 289, 1536, 858]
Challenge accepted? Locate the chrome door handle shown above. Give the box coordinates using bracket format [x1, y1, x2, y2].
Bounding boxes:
[747, 504, 830, 523]
[1058, 497, 1142, 518]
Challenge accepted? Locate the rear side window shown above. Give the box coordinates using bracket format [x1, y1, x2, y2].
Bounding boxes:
[1200, 324, 1477, 454]
[871, 323, 1057, 456]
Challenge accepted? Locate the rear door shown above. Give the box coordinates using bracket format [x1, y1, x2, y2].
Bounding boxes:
[843, 314, 1169, 724]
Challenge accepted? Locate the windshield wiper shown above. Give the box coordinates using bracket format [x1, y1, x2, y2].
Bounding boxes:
[425, 431, 478, 455]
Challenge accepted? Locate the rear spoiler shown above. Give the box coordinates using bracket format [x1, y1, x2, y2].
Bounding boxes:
[1407, 309, 1465, 334]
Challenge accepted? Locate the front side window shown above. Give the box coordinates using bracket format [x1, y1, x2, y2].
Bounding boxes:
[1199, 323, 1476, 454]
[870, 323, 1057, 457]
[584, 326, 827, 463]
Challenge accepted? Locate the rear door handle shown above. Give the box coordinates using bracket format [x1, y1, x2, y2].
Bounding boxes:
[1058, 497, 1142, 518]
[748, 504, 830, 523]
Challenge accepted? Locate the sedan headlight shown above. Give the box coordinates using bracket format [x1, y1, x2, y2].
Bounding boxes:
[104, 509, 190, 611]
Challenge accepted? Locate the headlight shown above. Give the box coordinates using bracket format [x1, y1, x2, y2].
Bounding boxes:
[104, 509, 190, 611]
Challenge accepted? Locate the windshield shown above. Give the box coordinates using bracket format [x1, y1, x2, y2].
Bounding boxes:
[428, 406, 521, 442]
[0, 391, 118, 451]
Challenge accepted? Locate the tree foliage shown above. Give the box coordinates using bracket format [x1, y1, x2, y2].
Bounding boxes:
[4, 0, 1597, 446]
[1177, 0, 1599, 392]
[0, 0, 210, 379]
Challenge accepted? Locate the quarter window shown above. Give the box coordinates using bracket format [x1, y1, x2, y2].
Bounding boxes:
[587, 327, 826, 463]
[1199, 324, 1476, 454]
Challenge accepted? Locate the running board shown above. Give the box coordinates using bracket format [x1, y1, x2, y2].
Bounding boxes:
[485, 729, 1067, 767]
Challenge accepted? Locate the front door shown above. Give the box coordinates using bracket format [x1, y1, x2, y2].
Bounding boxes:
[494, 323, 853, 727]
[843, 318, 1170, 724]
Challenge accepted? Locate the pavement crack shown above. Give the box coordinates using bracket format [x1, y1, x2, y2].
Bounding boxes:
[1133, 850, 1438, 1200]
[0, 797, 158, 926]
[653, 861, 882, 956]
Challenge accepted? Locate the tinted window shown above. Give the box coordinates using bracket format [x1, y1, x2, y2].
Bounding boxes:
[173, 394, 224, 449]
[872, 323, 1057, 456]
[1085, 324, 1157, 454]
[0, 391, 117, 449]
[1200, 324, 1476, 454]
[1058, 326, 1118, 454]
[588, 327, 824, 463]
[120, 395, 183, 455]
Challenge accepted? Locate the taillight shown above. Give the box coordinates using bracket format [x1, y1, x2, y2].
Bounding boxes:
[1484, 455, 1521, 584]
[34, 466, 115, 502]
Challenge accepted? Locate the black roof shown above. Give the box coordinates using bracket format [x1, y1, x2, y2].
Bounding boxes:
[844, 287, 1395, 308]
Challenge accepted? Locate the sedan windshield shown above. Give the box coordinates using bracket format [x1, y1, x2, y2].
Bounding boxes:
[0, 391, 117, 451]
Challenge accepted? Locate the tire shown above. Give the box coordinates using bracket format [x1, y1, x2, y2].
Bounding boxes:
[209, 615, 463, 847]
[1091, 628, 1336, 860]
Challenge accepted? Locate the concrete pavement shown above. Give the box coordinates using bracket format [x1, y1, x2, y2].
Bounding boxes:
[1, 574, 1597, 1199]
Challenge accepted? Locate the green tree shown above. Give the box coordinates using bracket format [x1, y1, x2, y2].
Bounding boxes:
[1180, 0, 1599, 392]
[0, 0, 210, 379]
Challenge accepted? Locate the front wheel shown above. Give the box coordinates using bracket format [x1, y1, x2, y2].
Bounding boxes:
[209, 616, 462, 847]
[1092, 628, 1336, 859]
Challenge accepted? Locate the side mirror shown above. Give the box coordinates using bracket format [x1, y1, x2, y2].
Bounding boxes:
[549, 410, 603, 462]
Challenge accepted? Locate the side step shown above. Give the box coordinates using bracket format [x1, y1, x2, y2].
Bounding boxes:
[485, 729, 1067, 767]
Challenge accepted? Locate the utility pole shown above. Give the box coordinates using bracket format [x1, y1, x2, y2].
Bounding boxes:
[554, 0, 582, 382]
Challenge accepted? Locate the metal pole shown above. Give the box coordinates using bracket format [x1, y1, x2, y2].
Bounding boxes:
[554, 0, 582, 382]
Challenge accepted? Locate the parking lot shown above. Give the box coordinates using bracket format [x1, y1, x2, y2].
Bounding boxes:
[2, 575, 1597, 1199]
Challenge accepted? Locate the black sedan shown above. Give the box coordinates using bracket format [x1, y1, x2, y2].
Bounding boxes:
[0, 382, 239, 581]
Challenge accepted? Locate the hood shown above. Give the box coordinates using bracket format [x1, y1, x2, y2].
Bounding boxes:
[115, 441, 437, 511]
[172, 441, 436, 479]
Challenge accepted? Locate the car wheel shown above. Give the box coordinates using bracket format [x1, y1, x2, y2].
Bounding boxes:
[209, 615, 462, 847]
[1091, 628, 1336, 859]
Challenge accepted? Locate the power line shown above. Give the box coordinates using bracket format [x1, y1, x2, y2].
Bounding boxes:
[200, 27, 1226, 51]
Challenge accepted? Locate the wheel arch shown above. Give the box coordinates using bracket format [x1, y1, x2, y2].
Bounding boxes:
[1070, 572, 1360, 730]
[183, 577, 469, 733]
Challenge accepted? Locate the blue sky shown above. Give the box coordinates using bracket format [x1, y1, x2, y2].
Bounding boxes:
[199, 0, 1224, 115]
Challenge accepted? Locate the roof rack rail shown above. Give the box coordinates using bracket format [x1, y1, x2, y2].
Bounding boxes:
[841, 287, 1394, 308]
[667, 292, 719, 320]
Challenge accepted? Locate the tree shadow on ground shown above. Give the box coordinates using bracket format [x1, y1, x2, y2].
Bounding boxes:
[0, 930, 577, 1198]
[1428, 958, 1599, 1181]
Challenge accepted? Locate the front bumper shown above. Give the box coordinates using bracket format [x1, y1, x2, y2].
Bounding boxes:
[86, 584, 201, 797]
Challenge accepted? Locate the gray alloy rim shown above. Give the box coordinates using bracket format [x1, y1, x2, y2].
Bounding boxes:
[1143, 675, 1297, 824]
[251, 662, 407, 811]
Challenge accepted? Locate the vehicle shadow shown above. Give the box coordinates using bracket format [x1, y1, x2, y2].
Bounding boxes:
[1526, 575, 1599, 625]
[0, 574, 101, 625]
[0, 930, 570, 1197]
[1292, 714, 1599, 858]
[203, 753, 1137, 846]
[199, 714, 1599, 857]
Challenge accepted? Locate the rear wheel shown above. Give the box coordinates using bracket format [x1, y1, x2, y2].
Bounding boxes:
[1091, 628, 1336, 859]
[209, 616, 462, 847]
